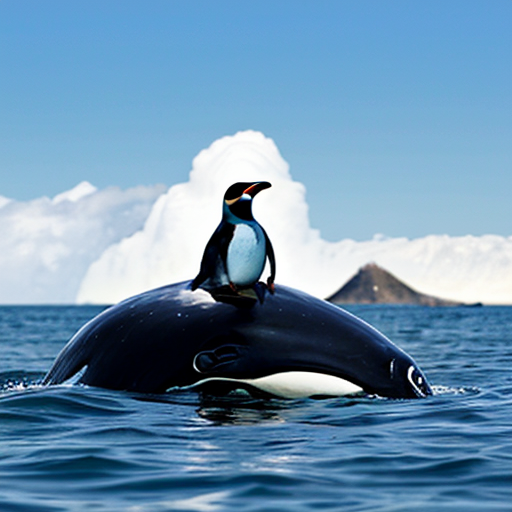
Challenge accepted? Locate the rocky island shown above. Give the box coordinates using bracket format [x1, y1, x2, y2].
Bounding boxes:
[327, 263, 462, 306]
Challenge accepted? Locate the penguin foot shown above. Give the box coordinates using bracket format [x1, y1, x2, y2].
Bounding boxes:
[206, 282, 271, 306]
[234, 285, 261, 303]
[228, 282, 257, 301]
[208, 285, 257, 308]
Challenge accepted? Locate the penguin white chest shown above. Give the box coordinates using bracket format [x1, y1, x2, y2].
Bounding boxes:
[227, 224, 266, 286]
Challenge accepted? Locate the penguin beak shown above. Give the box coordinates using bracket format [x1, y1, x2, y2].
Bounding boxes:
[243, 182, 271, 198]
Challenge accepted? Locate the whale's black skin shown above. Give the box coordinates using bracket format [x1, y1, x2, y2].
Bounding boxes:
[43, 281, 432, 399]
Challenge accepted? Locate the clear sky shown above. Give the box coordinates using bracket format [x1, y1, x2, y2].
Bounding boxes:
[1, 0, 511, 241]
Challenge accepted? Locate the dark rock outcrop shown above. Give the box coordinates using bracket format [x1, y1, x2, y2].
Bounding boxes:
[327, 263, 461, 306]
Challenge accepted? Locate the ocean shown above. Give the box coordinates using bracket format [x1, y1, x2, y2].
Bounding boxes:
[1, 304, 511, 511]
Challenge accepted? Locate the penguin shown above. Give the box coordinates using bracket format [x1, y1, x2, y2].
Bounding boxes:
[191, 181, 276, 299]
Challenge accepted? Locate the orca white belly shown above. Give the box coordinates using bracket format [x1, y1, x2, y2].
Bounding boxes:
[182, 371, 364, 399]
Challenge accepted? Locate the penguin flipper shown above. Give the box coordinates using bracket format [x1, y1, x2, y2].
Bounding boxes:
[192, 222, 235, 290]
[262, 227, 276, 293]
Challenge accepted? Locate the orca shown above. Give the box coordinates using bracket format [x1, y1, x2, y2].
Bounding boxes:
[43, 282, 432, 399]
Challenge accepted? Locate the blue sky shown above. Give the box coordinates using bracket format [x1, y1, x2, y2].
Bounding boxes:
[1, 0, 511, 241]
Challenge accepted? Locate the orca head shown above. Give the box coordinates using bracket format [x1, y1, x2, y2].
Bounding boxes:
[389, 356, 432, 398]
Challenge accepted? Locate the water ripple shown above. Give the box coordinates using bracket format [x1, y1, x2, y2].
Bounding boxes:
[1, 305, 512, 511]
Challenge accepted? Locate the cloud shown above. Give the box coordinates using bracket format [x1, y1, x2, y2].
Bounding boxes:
[0, 182, 165, 303]
[0, 196, 12, 209]
[77, 131, 324, 303]
[2, 131, 511, 304]
[52, 181, 97, 204]
[76, 131, 512, 305]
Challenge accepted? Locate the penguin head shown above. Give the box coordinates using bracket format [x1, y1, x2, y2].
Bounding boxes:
[223, 182, 271, 222]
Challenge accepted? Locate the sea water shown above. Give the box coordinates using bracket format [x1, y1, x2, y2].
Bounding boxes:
[1, 304, 511, 511]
